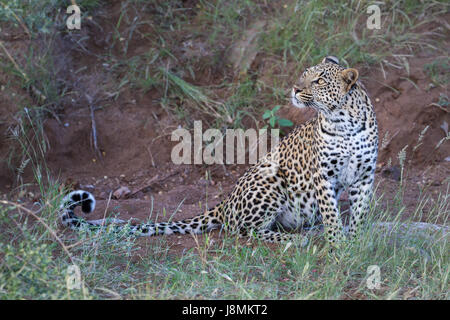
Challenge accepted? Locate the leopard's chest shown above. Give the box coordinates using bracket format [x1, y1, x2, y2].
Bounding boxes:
[328, 131, 377, 188]
[275, 121, 377, 229]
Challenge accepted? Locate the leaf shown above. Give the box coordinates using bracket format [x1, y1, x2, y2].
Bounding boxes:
[262, 111, 271, 119]
[220, 273, 233, 282]
[301, 261, 310, 278]
[278, 118, 293, 127]
[269, 117, 276, 128]
[282, 242, 292, 253]
[272, 105, 281, 112]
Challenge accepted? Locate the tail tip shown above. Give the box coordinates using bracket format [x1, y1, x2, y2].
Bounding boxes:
[67, 190, 96, 213]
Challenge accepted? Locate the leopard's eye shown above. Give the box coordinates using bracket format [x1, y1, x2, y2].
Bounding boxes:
[312, 78, 325, 85]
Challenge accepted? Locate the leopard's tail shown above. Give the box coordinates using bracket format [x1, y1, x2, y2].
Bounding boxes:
[128, 202, 224, 236]
[60, 190, 224, 236]
[60, 190, 97, 228]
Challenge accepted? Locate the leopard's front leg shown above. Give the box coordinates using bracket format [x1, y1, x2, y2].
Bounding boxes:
[348, 172, 375, 239]
[314, 173, 345, 246]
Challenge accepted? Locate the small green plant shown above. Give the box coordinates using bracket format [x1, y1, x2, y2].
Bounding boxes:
[437, 93, 449, 108]
[262, 105, 293, 129]
[424, 58, 450, 86]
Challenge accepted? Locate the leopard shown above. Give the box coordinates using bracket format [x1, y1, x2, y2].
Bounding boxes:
[61, 55, 378, 247]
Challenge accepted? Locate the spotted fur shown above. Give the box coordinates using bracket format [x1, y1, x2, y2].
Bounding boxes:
[61, 56, 378, 246]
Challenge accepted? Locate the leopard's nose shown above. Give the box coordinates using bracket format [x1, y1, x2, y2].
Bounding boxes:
[293, 86, 302, 94]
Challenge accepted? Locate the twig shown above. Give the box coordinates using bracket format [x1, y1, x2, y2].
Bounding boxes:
[145, 145, 156, 167]
[429, 103, 449, 113]
[128, 170, 182, 198]
[90, 105, 101, 158]
[86, 94, 102, 159]
[129, 175, 160, 197]
[0, 200, 74, 264]
[101, 191, 112, 227]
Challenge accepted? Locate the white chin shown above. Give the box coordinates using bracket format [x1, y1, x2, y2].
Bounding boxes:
[291, 97, 306, 108]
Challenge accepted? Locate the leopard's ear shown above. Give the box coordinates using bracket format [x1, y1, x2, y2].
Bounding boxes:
[321, 56, 339, 65]
[341, 68, 359, 92]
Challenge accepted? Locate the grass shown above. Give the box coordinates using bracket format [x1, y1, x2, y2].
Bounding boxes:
[0, 176, 448, 299]
[3, 113, 449, 299]
[151, 0, 449, 128]
[196, 0, 262, 44]
[258, 0, 449, 87]
[161, 68, 229, 121]
[97, 0, 449, 130]
[1, 127, 449, 299]
[0, 0, 104, 184]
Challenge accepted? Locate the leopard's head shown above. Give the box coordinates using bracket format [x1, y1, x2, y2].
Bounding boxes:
[291, 56, 359, 114]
